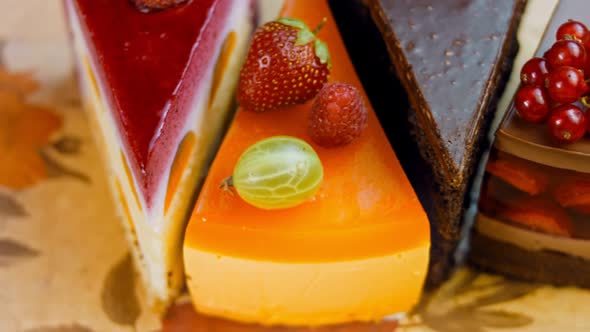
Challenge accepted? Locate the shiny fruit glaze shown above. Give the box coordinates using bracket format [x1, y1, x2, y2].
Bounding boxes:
[185, 0, 428, 262]
[74, 0, 232, 205]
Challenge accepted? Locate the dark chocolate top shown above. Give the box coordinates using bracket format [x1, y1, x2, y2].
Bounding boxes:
[369, 0, 525, 184]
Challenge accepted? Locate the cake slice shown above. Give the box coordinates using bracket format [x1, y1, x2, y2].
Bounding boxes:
[341, 0, 526, 286]
[471, 0, 590, 287]
[65, 0, 255, 308]
[183, 0, 430, 326]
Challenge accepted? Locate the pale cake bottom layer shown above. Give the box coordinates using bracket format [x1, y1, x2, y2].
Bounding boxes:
[184, 244, 430, 326]
[68, 1, 254, 310]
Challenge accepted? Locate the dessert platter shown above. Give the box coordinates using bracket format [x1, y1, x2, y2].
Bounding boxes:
[2, 0, 590, 331]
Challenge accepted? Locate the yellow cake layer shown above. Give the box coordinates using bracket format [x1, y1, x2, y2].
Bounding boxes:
[185, 244, 429, 326]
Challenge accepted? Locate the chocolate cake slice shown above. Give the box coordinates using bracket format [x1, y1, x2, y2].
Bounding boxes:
[330, 0, 526, 286]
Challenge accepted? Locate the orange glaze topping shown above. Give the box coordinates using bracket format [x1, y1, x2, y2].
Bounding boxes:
[184, 0, 429, 262]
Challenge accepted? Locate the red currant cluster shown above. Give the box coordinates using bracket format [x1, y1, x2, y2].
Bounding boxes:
[515, 20, 590, 144]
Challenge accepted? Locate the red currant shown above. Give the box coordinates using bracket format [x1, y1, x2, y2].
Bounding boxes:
[544, 40, 586, 70]
[556, 20, 590, 43]
[514, 85, 551, 123]
[547, 104, 587, 143]
[546, 66, 588, 103]
[520, 57, 551, 86]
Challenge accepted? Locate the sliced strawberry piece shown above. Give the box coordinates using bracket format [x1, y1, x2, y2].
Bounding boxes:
[485, 155, 549, 195]
[571, 203, 590, 215]
[479, 176, 524, 215]
[553, 177, 590, 208]
[498, 197, 574, 237]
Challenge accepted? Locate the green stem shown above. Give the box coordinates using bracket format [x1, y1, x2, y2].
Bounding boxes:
[313, 17, 327, 35]
[219, 176, 235, 196]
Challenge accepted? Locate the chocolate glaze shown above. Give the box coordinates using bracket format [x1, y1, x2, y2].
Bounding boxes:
[368, 0, 526, 237]
[369, 0, 526, 183]
[331, 0, 525, 286]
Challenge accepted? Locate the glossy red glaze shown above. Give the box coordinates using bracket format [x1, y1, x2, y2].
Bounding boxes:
[73, 0, 233, 205]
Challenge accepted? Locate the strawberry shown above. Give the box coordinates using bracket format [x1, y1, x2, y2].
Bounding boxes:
[571, 203, 590, 215]
[485, 154, 549, 195]
[308, 82, 368, 148]
[131, 0, 188, 12]
[553, 177, 590, 207]
[237, 18, 331, 112]
[498, 197, 574, 237]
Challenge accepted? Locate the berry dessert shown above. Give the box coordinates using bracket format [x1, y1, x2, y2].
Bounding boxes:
[65, 0, 284, 309]
[183, 0, 430, 326]
[472, 1, 590, 288]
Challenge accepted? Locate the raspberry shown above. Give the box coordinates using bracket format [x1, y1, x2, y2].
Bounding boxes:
[308, 82, 368, 148]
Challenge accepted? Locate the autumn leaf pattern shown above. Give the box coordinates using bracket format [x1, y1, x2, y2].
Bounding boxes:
[22, 323, 94, 332]
[100, 253, 141, 328]
[0, 238, 39, 266]
[41, 150, 90, 184]
[52, 136, 83, 155]
[0, 192, 27, 217]
[0, 60, 87, 190]
[403, 269, 538, 332]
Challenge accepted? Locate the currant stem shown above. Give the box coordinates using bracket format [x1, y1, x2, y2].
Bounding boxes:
[313, 17, 328, 35]
[581, 95, 590, 108]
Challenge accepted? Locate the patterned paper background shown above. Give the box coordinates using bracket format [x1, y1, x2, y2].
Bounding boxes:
[1, 0, 590, 331]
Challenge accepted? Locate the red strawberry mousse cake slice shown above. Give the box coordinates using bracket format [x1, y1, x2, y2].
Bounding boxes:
[65, 0, 264, 309]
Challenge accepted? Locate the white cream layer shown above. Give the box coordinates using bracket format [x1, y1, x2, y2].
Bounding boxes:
[477, 213, 590, 261]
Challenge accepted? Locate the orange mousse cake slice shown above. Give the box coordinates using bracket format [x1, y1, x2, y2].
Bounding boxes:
[183, 0, 430, 326]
